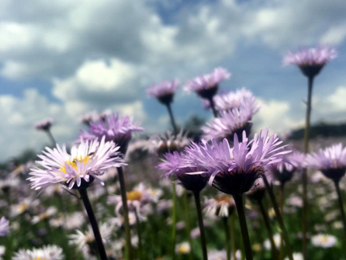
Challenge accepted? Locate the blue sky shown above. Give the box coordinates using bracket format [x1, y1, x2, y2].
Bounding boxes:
[1, 0, 346, 161]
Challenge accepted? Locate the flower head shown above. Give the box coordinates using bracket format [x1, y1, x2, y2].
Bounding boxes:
[311, 234, 337, 248]
[13, 245, 64, 260]
[204, 194, 235, 218]
[307, 144, 346, 182]
[283, 46, 337, 77]
[28, 137, 126, 190]
[0, 217, 10, 237]
[79, 113, 144, 154]
[79, 111, 100, 126]
[185, 67, 231, 99]
[201, 105, 257, 142]
[157, 151, 208, 193]
[185, 130, 290, 195]
[35, 118, 54, 131]
[147, 79, 179, 104]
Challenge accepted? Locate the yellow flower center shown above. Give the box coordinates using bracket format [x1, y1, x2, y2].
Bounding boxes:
[319, 236, 328, 243]
[178, 244, 190, 254]
[60, 156, 90, 173]
[18, 203, 27, 213]
[216, 195, 232, 203]
[34, 257, 43, 260]
[127, 191, 142, 201]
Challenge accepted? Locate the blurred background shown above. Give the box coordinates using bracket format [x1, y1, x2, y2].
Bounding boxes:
[1, 0, 346, 163]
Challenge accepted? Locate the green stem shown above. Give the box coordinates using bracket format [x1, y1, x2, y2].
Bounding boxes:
[171, 182, 177, 260]
[230, 213, 236, 260]
[258, 198, 279, 260]
[262, 175, 293, 260]
[233, 194, 253, 260]
[117, 167, 132, 260]
[79, 188, 109, 260]
[166, 103, 178, 135]
[279, 183, 285, 260]
[302, 75, 313, 259]
[208, 96, 218, 118]
[193, 191, 208, 260]
[46, 129, 56, 146]
[135, 209, 143, 260]
[223, 217, 231, 260]
[183, 191, 194, 260]
[334, 180, 346, 250]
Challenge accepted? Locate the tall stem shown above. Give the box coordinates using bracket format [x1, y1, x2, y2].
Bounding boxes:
[334, 180, 346, 248]
[279, 183, 285, 260]
[302, 75, 313, 259]
[233, 194, 253, 260]
[171, 182, 177, 260]
[230, 213, 236, 260]
[117, 167, 132, 260]
[193, 191, 208, 260]
[258, 198, 279, 260]
[134, 209, 143, 260]
[262, 175, 293, 260]
[46, 129, 56, 146]
[79, 188, 109, 260]
[223, 217, 231, 260]
[166, 103, 178, 135]
[208, 97, 218, 118]
[183, 191, 194, 260]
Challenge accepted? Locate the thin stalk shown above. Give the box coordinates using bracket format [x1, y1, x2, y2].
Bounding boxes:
[302, 75, 314, 259]
[262, 175, 293, 260]
[79, 188, 109, 260]
[171, 182, 177, 260]
[230, 213, 236, 260]
[166, 103, 178, 135]
[258, 198, 279, 260]
[279, 183, 285, 260]
[46, 129, 56, 146]
[193, 191, 208, 260]
[334, 180, 346, 247]
[134, 209, 144, 260]
[117, 167, 132, 260]
[233, 194, 253, 260]
[223, 217, 231, 260]
[183, 191, 194, 260]
[208, 96, 218, 118]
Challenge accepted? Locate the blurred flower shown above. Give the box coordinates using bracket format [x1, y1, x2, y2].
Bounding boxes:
[204, 194, 235, 218]
[246, 177, 266, 201]
[79, 113, 144, 154]
[0, 217, 10, 237]
[0, 177, 20, 194]
[0, 246, 5, 260]
[148, 130, 191, 156]
[307, 144, 346, 182]
[286, 195, 303, 208]
[79, 111, 99, 126]
[263, 233, 281, 250]
[185, 67, 230, 99]
[311, 234, 337, 248]
[13, 245, 64, 260]
[35, 118, 54, 131]
[184, 130, 290, 195]
[29, 137, 125, 190]
[147, 79, 179, 105]
[32, 206, 57, 224]
[283, 46, 337, 78]
[333, 221, 343, 230]
[157, 151, 208, 193]
[190, 227, 200, 238]
[207, 249, 227, 260]
[11, 198, 39, 217]
[64, 212, 85, 230]
[201, 106, 256, 142]
[175, 242, 191, 254]
[284, 252, 303, 260]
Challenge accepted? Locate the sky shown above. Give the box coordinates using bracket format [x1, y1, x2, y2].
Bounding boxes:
[1, 0, 346, 161]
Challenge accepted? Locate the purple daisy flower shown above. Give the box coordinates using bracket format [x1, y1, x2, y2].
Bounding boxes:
[157, 151, 208, 193]
[185, 67, 231, 99]
[283, 46, 337, 78]
[0, 217, 10, 237]
[307, 144, 346, 182]
[271, 151, 306, 184]
[147, 79, 179, 105]
[28, 137, 126, 190]
[184, 130, 290, 195]
[35, 118, 54, 131]
[79, 113, 144, 154]
[201, 104, 257, 142]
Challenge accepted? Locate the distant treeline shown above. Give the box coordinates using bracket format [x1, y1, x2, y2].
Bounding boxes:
[288, 121, 346, 140]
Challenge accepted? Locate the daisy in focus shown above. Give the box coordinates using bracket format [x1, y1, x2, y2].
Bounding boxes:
[28, 137, 126, 190]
